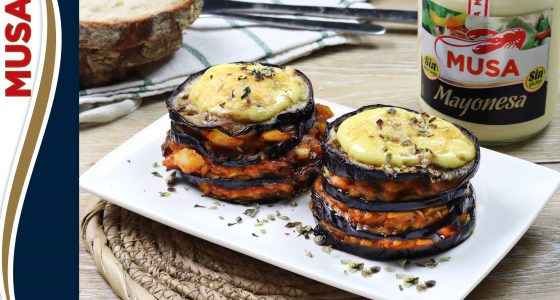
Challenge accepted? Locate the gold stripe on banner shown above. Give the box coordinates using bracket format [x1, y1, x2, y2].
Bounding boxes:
[2, 1, 57, 298]
[439, 77, 524, 88]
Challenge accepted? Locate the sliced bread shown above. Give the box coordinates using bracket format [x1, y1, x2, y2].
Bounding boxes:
[79, 0, 203, 88]
[79, 0, 202, 50]
[79, 29, 181, 88]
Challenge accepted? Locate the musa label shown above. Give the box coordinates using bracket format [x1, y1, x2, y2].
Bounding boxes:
[420, 0, 553, 125]
[3, 0, 32, 97]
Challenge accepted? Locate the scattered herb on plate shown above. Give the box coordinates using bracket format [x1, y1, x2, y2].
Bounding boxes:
[439, 256, 451, 262]
[361, 266, 380, 277]
[166, 172, 177, 186]
[313, 236, 325, 245]
[416, 281, 428, 292]
[416, 258, 438, 268]
[394, 273, 436, 292]
[348, 262, 364, 273]
[285, 221, 301, 228]
[296, 224, 313, 235]
[243, 208, 259, 218]
[397, 258, 409, 269]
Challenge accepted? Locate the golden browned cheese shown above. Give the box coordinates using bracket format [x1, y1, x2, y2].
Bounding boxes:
[186, 63, 309, 122]
[336, 107, 475, 169]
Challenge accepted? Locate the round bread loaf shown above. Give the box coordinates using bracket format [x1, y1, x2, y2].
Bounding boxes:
[79, 0, 202, 50]
[79, 0, 203, 88]
[79, 29, 181, 88]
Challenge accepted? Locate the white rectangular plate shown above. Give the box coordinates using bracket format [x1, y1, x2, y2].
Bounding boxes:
[80, 100, 560, 300]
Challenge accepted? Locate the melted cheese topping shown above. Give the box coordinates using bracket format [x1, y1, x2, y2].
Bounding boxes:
[336, 107, 476, 169]
[186, 63, 309, 122]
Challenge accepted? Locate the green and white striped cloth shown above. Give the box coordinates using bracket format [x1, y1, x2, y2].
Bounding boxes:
[79, 0, 372, 124]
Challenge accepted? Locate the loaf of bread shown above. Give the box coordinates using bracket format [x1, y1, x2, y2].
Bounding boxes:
[79, 26, 182, 88]
[80, 44, 179, 88]
[79, 0, 203, 88]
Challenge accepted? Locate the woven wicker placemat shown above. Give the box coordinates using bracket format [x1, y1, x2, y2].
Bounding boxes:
[81, 199, 362, 300]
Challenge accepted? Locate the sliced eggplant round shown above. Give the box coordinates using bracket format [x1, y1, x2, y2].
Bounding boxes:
[162, 133, 322, 179]
[312, 205, 476, 260]
[323, 104, 480, 183]
[170, 111, 315, 167]
[311, 184, 474, 238]
[180, 166, 318, 204]
[178, 160, 319, 189]
[321, 175, 471, 212]
[167, 62, 315, 137]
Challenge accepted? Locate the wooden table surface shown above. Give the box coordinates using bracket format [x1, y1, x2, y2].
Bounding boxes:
[79, 0, 560, 299]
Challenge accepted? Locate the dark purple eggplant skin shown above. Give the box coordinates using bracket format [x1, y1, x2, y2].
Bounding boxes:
[167, 62, 315, 137]
[178, 159, 320, 188]
[179, 167, 318, 205]
[323, 104, 480, 183]
[170, 110, 315, 167]
[313, 206, 476, 261]
[321, 175, 472, 212]
[311, 184, 474, 239]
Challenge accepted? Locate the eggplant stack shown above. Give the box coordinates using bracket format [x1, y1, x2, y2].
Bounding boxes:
[312, 105, 480, 260]
[162, 62, 333, 203]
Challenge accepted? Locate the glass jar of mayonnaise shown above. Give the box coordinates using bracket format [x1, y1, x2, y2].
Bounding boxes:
[418, 0, 559, 144]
